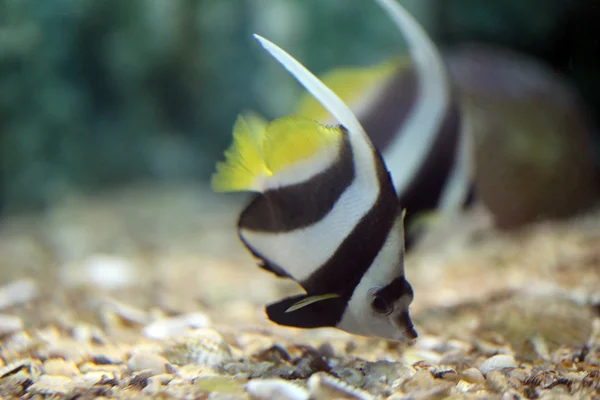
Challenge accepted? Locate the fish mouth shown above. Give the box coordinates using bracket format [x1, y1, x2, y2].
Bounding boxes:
[395, 311, 418, 342]
[403, 326, 418, 340]
[395, 327, 418, 344]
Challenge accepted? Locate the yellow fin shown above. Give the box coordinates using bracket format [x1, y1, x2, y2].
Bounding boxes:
[211, 115, 268, 192]
[212, 114, 344, 193]
[294, 57, 406, 122]
[264, 116, 343, 175]
[285, 293, 341, 313]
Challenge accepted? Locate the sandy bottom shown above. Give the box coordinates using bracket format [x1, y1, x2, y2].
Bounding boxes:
[0, 184, 598, 399]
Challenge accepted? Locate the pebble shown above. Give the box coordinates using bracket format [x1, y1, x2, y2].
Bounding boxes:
[362, 361, 399, 384]
[246, 378, 309, 400]
[101, 299, 148, 325]
[73, 372, 111, 389]
[79, 362, 124, 378]
[141, 374, 165, 396]
[195, 376, 247, 394]
[331, 366, 365, 387]
[308, 372, 373, 400]
[455, 379, 479, 393]
[479, 354, 518, 375]
[143, 312, 211, 340]
[402, 349, 443, 365]
[400, 369, 434, 393]
[208, 394, 250, 400]
[486, 370, 510, 392]
[0, 279, 38, 310]
[61, 254, 137, 289]
[0, 359, 31, 379]
[3, 331, 34, 354]
[42, 359, 80, 377]
[8, 370, 34, 386]
[128, 352, 170, 375]
[72, 323, 108, 344]
[44, 340, 89, 363]
[461, 367, 486, 384]
[163, 328, 232, 367]
[509, 368, 529, 383]
[435, 368, 459, 381]
[0, 314, 23, 336]
[151, 373, 174, 385]
[27, 375, 72, 395]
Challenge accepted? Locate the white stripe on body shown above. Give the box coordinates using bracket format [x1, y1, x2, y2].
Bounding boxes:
[257, 144, 340, 191]
[241, 186, 376, 281]
[375, 0, 451, 197]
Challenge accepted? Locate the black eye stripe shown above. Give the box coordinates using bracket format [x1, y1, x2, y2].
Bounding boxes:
[376, 276, 413, 304]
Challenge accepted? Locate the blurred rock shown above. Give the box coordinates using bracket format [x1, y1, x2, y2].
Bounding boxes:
[447, 45, 599, 229]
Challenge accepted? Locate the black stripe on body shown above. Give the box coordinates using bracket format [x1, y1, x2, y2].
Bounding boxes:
[239, 127, 354, 233]
[359, 67, 419, 152]
[272, 145, 400, 328]
[400, 99, 462, 249]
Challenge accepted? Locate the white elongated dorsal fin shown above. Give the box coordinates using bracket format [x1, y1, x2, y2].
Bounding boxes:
[253, 35, 373, 149]
[285, 294, 341, 313]
[375, 0, 451, 195]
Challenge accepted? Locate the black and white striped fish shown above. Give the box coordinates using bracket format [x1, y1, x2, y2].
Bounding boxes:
[212, 0, 420, 342]
[294, 0, 474, 249]
[294, 2, 599, 241]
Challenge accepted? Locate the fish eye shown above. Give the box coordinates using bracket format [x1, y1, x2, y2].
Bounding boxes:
[370, 294, 393, 315]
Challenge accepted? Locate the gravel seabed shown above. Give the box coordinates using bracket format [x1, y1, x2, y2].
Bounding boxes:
[0, 184, 598, 399]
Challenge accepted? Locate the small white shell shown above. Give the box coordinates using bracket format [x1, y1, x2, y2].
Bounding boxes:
[479, 354, 517, 376]
[27, 375, 72, 395]
[162, 328, 232, 367]
[246, 379, 309, 400]
[308, 372, 373, 400]
[127, 352, 170, 375]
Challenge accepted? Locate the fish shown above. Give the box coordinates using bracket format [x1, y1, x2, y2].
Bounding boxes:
[211, 0, 422, 342]
[260, 0, 475, 249]
[293, 5, 598, 239]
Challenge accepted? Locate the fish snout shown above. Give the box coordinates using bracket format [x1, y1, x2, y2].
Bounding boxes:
[396, 311, 418, 341]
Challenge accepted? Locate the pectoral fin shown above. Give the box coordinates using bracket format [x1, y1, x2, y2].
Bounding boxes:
[266, 294, 346, 329]
[285, 293, 341, 312]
